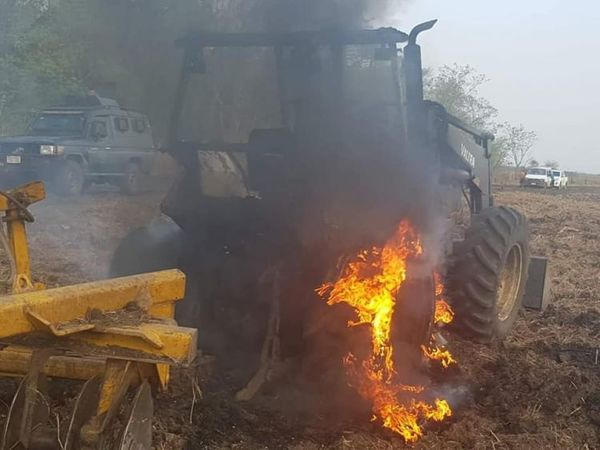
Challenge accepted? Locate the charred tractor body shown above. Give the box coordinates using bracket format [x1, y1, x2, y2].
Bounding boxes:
[0, 96, 156, 195]
[111, 21, 534, 440]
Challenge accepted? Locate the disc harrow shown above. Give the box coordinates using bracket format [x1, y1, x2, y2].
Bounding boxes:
[0, 182, 197, 449]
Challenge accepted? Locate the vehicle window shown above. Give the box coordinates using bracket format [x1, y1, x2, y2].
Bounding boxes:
[132, 118, 146, 133]
[90, 120, 108, 140]
[30, 113, 86, 136]
[343, 44, 398, 107]
[114, 117, 129, 132]
[528, 168, 546, 175]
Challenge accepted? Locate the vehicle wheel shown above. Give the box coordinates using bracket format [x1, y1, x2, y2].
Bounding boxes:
[54, 159, 85, 195]
[447, 206, 529, 342]
[120, 162, 142, 195]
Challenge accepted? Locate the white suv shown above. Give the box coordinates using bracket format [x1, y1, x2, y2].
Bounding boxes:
[551, 169, 568, 189]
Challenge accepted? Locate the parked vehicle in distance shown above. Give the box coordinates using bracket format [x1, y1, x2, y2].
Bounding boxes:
[522, 167, 553, 188]
[0, 95, 156, 195]
[551, 169, 568, 188]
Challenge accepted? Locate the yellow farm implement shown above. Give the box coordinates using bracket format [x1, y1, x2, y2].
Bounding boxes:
[0, 182, 196, 449]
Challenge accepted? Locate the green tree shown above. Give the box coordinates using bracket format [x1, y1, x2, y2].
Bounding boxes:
[424, 64, 498, 130]
[424, 64, 509, 166]
[0, 0, 214, 136]
[496, 122, 537, 169]
[425, 64, 538, 169]
[0, 0, 89, 133]
[489, 138, 509, 168]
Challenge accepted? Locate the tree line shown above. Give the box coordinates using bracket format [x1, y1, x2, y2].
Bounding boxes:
[0, 0, 218, 137]
[425, 64, 540, 169]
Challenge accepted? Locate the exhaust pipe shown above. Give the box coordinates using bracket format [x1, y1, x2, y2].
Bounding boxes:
[404, 19, 437, 107]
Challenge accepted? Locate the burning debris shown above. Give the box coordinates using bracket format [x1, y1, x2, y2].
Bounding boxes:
[420, 345, 456, 369]
[422, 274, 457, 369]
[317, 220, 454, 442]
[434, 273, 455, 326]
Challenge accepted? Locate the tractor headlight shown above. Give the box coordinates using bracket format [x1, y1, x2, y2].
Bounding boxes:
[40, 145, 64, 155]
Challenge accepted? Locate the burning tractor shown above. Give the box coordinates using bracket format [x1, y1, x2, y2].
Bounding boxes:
[112, 21, 532, 442]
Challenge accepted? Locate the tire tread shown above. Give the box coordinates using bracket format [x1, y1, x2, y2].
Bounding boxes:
[447, 206, 530, 342]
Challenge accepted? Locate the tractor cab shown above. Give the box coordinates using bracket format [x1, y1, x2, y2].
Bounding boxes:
[160, 23, 494, 253]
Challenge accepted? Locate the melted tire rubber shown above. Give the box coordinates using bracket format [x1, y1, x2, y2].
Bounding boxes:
[447, 206, 530, 342]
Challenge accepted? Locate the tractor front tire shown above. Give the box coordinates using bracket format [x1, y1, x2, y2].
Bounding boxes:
[447, 206, 529, 342]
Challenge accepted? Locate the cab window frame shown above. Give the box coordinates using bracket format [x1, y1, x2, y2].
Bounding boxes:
[132, 117, 147, 133]
[114, 116, 130, 133]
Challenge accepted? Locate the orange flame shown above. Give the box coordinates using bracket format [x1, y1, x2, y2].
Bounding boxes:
[317, 220, 453, 442]
[434, 300, 454, 325]
[434, 273, 454, 326]
[424, 273, 457, 368]
[421, 345, 456, 369]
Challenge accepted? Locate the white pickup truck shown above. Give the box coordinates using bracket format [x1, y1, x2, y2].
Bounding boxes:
[522, 167, 553, 188]
[522, 167, 568, 189]
[551, 169, 568, 188]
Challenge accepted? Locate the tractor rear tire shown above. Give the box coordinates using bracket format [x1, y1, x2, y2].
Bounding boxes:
[447, 206, 529, 342]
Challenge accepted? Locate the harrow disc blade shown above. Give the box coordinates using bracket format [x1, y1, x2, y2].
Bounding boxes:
[118, 381, 153, 450]
[1, 374, 50, 450]
[64, 377, 101, 450]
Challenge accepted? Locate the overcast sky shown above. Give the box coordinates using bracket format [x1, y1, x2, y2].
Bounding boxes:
[382, 0, 599, 173]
